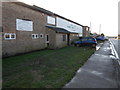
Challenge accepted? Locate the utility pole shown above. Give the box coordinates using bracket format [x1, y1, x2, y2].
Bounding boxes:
[99, 24, 101, 35]
[90, 22, 92, 33]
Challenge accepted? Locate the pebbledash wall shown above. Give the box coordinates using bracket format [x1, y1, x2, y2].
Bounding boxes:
[2, 2, 88, 57]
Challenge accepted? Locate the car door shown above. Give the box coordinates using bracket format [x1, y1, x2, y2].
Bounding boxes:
[81, 38, 88, 46]
[87, 38, 94, 46]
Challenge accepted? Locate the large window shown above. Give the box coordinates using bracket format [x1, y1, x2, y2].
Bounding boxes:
[4, 33, 16, 40]
[16, 19, 33, 31]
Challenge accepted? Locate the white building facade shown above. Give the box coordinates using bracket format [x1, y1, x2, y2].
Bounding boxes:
[56, 17, 83, 36]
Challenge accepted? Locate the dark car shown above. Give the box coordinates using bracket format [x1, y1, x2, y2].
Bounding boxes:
[74, 37, 97, 47]
[96, 36, 105, 41]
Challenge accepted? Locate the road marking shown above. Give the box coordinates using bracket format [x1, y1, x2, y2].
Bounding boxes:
[109, 39, 120, 65]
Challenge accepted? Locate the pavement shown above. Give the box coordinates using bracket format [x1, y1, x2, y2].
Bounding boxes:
[63, 41, 119, 88]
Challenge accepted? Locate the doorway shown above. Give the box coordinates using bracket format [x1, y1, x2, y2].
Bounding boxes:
[67, 34, 70, 46]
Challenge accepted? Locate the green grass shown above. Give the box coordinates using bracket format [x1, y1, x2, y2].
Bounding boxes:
[3, 46, 95, 88]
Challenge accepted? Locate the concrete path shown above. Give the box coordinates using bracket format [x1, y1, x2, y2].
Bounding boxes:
[63, 41, 118, 88]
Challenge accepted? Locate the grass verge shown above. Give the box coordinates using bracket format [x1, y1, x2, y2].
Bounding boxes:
[3, 46, 95, 88]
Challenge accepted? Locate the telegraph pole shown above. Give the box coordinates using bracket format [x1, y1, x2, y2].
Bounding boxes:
[90, 22, 92, 33]
[99, 24, 101, 35]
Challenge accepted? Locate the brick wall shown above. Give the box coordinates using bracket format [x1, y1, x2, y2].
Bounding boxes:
[70, 33, 79, 44]
[83, 26, 90, 37]
[56, 33, 68, 48]
[45, 28, 56, 49]
[2, 2, 47, 57]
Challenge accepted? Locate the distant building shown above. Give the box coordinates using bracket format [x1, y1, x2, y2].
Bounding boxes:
[83, 26, 90, 37]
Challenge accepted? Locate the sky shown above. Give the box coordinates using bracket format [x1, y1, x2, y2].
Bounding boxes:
[18, 0, 119, 36]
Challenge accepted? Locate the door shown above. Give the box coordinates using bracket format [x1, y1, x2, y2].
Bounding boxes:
[67, 34, 70, 46]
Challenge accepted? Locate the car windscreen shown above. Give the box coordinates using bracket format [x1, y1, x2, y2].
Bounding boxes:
[81, 38, 88, 41]
[88, 38, 93, 40]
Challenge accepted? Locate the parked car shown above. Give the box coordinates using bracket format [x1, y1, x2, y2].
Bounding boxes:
[96, 36, 105, 41]
[74, 37, 97, 47]
[104, 36, 109, 40]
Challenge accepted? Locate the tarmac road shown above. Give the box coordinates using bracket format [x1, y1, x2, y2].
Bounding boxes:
[109, 39, 120, 88]
[110, 39, 120, 58]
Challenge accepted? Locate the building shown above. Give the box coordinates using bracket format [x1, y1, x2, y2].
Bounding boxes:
[2, 2, 86, 57]
[83, 26, 90, 37]
[34, 5, 81, 49]
[55, 14, 83, 43]
[2, 2, 48, 57]
[118, 34, 120, 39]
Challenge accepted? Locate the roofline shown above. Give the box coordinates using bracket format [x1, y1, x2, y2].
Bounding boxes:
[11, 1, 84, 27]
[46, 25, 70, 34]
[33, 5, 54, 16]
[83, 26, 90, 28]
[54, 14, 84, 27]
[12, 2, 54, 15]
[46, 25, 79, 34]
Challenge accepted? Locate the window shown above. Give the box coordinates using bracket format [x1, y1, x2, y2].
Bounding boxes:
[11, 34, 15, 38]
[40, 34, 44, 38]
[16, 19, 33, 31]
[46, 35, 49, 41]
[47, 16, 55, 25]
[4, 33, 16, 40]
[88, 38, 93, 40]
[63, 35, 66, 41]
[32, 34, 38, 39]
[82, 38, 87, 41]
[86, 27, 88, 31]
[5, 34, 10, 39]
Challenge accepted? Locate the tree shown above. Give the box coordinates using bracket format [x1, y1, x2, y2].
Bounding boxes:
[101, 33, 105, 36]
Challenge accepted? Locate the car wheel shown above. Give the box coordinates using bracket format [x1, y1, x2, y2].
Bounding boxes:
[74, 44, 77, 46]
[76, 44, 80, 47]
[78, 44, 81, 47]
[76, 44, 79, 47]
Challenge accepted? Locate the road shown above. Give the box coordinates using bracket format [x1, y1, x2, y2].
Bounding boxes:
[110, 39, 120, 58]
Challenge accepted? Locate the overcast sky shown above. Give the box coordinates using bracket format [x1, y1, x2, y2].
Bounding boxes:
[18, 0, 119, 36]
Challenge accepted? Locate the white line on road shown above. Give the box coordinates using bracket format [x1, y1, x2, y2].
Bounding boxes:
[109, 39, 120, 65]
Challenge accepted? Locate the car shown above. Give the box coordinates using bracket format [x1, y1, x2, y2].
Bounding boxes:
[104, 36, 109, 40]
[96, 36, 105, 41]
[74, 37, 97, 47]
